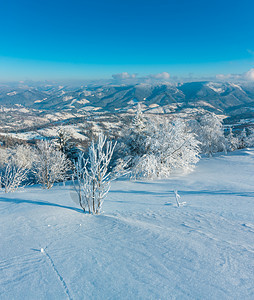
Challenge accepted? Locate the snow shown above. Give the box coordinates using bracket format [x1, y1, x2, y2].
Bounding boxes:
[77, 99, 90, 105]
[206, 82, 225, 93]
[0, 131, 42, 140]
[38, 126, 87, 141]
[82, 91, 92, 97]
[127, 99, 138, 105]
[1, 149, 254, 299]
[34, 98, 47, 103]
[229, 82, 245, 93]
[148, 103, 159, 108]
[63, 96, 74, 102]
[78, 106, 102, 112]
[7, 91, 17, 96]
[19, 108, 30, 113]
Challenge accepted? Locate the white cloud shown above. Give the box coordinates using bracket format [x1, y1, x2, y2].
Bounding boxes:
[111, 71, 170, 83]
[112, 72, 136, 80]
[150, 72, 170, 80]
[215, 74, 239, 80]
[244, 68, 254, 81]
[216, 68, 254, 82]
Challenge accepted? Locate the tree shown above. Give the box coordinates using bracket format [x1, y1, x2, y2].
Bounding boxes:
[55, 128, 79, 161]
[0, 144, 33, 192]
[226, 128, 239, 152]
[115, 103, 148, 169]
[246, 127, 254, 147]
[0, 147, 9, 167]
[131, 118, 200, 179]
[33, 140, 71, 189]
[0, 160, 28, 193]
[56, 128, 70, 153]
[194, 113, 226, 156]
[10, 144, 36, 170]
[132, 103, 146, 132]
[72, 133, 116, 214]
[238, 128, 248, 149]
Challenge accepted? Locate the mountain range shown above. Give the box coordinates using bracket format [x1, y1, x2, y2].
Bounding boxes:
[1, 81, 254, 134]
[1, 81, 254, 115]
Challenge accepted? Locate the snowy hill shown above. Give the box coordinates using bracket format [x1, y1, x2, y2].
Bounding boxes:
[1, 81, 254, 118]
[1, 81, 254, 140]
[1, 149, 254, 299]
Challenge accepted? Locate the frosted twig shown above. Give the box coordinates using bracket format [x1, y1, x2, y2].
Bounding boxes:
[174, 190, 186, 207]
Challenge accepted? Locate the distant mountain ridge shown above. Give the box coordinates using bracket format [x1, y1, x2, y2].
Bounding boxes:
[1, 81, 254, 122]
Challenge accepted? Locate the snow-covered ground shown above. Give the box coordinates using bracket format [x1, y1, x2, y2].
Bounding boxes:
[1, 149, 254, 299]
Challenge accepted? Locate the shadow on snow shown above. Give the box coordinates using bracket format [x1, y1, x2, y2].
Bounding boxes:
[0, 197, 84, 213]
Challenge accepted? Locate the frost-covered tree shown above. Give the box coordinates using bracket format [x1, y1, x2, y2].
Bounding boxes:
[0, 145, 34, 192]
[0, 144, 36, 170]
[56, 128, 69, 153]
[33, 140, 71, 189]
[133, 103, 146, 132]
[0, 147, 9, 167]
[127, 103, 148, 159]
[115, 103, 148, 168]
[116, 105, 201, 179]
[238, 128, 248, 149]
[246, 127, 254, 147]
[72, 133, 116, 214]
[193, 113, 226, 156]
[55, 128, 79, 161]
[0, 160, 28, 193]
[132, 119, 200, 179]
[226, 128, 239, 152]
[11, 144, 36, 169]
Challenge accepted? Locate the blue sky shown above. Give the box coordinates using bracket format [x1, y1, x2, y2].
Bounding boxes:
[0, 0, 253, 81]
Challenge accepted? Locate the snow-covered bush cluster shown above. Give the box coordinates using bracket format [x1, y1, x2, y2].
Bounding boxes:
[224, 126, 254, 152]
[115, 104, 200, 179]
[189, 112, 254, 156]
[115, 105, 254, 179]
[32, 140, 71, 189]
[0, 128, 78, 192]
[0, 140, 72, 192]
[117, 113, 200, 179]
[0, 130, 119, 214]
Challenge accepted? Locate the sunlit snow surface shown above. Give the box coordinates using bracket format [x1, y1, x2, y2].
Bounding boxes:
[0, 149, 254, 299]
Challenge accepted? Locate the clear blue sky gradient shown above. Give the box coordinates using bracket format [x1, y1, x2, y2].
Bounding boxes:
[0, 0, 253, 80]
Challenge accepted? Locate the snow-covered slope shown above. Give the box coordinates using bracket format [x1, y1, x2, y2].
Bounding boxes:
[1, 149, 254, 299]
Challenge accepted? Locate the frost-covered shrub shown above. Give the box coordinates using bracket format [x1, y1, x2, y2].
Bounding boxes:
[33, 140, 71, 189]
[0, 145, 33, 192]
[10, 144, 36, 169]
[0, 144, 36, 170]
[0, 148, 9, 167]
[224, 127, 254, 152]
[191, 113, 226, 156]
[72, 133, 116, 214]
[116, 104, 200, 179]
[0, 160, 28, 193]
[131, 118, 200, 179]
[54, 128, 79, 161]
[115, 103, 150, 169]
[246, 128, 254, 147]
[226, 128, 239, 152]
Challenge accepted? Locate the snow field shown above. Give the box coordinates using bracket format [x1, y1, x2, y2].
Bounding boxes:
[0, 149, 254, 299]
